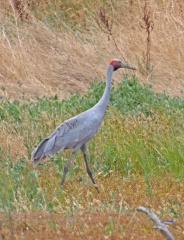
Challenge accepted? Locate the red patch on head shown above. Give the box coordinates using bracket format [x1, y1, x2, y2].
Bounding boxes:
[109, 59, 115, 66]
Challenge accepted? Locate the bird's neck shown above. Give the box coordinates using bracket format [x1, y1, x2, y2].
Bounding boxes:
[95, 65, 114, 112]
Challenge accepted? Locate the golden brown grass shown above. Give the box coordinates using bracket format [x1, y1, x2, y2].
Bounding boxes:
[1, 175, 184, 239]
[0, 126, 27, 160]
[0, 0, 183, 99]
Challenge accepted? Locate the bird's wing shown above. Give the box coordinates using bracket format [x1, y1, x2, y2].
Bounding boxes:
[44, 118, 79, 152]
[31, 117, 78, 165]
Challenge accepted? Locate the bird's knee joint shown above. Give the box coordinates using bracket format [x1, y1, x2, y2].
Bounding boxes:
[87, 169, 92, 175]
[64, 166, 68, 174]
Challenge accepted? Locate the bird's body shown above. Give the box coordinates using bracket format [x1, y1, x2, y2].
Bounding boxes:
[31, 59, 136, 191]
[32, 107, 103, 164]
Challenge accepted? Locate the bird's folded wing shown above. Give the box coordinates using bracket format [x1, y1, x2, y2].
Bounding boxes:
[32, 118, 78, 160]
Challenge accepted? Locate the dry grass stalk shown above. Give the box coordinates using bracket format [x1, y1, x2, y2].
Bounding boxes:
[140, 1, 154, 72]
[96, 9, 122, 58]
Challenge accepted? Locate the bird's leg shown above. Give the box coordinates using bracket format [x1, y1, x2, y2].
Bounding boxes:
[81, 144, 99, 193]
[61, 151, 76, 185]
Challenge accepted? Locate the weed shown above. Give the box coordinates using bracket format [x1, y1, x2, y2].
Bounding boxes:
[96, 8, 122, 56]
[140, 1, 154, 73]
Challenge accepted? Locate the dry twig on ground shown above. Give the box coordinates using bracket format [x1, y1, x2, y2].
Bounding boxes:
[137, 206, 175, 240]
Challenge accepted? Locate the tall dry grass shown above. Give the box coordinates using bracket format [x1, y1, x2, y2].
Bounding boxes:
[0, 0, 184, 99]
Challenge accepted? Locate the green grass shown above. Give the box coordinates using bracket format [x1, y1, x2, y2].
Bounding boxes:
[0, 74, 184, 212]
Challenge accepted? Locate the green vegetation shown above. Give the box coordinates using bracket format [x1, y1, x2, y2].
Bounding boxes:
[0, 75, 184, 214]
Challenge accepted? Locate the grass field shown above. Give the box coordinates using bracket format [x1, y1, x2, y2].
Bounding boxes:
[0, 0, 184, 239]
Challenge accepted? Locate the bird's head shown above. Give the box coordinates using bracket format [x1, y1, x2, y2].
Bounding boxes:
[109, 59, 136, 71]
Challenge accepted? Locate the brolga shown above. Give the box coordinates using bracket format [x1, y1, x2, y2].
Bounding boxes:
[31, 59, 136, 192]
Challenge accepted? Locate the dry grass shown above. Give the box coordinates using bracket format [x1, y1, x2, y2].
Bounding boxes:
[0, 19, 102, 99]
[0, 127, 27, 159]
[0, 0, 183, 99]
[1, 175, 184, 239]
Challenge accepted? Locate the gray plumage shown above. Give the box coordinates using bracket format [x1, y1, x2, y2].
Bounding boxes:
[31, 59, 136, 191]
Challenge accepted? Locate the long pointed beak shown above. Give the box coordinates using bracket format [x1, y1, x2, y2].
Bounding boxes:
[121, 62, 136, 70]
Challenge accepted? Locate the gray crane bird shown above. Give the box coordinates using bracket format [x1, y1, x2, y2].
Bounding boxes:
[31, 59, 136, 191]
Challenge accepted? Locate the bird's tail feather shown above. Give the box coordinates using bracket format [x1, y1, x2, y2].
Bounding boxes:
[31, 133, 63, 166]
[31, 136, 56, 166]
[31, 138, 49, 166]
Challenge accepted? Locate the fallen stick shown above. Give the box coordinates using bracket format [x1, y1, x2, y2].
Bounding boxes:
[136, 206, 175, 240]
